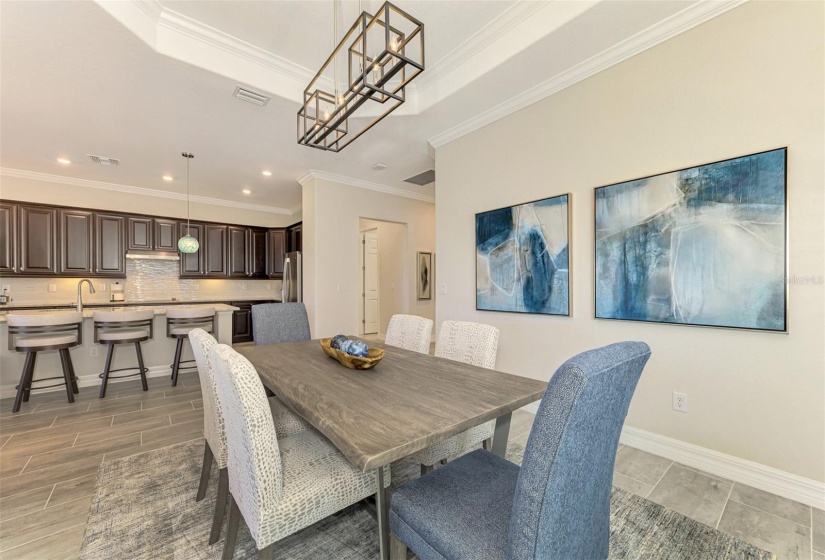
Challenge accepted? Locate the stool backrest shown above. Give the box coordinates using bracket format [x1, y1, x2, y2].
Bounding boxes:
[385, 314, 433, 354]
[251, 303, 311, 345]
[166, 306, 215, 336]
[7, 312, 83, 350]
[93, 310, 154, 342]
[507, 341, 651, 560]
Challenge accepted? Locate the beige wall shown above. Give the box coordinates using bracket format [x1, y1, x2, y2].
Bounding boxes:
[0, 174, 300, 227]
[360, 219, 408, 335]
[435, 1, 824, 481]
[302, 178, 435, 338]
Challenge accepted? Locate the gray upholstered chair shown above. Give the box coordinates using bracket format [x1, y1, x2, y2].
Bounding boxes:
[209, 344, 390, 560]
[408, 320, 499, 473]
[384, 314, 433, 354]
[188, 329, 312, 545]
[251, 303, 311, 345]
[389, 341, 651, 560]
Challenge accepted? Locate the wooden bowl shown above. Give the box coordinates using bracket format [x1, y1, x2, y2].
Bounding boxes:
[320, 338, 385, 370]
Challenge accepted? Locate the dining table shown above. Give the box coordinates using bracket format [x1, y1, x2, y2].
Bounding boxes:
[236, 337, 547, 560]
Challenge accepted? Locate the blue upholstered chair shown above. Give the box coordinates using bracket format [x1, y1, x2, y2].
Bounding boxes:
[251, 303, 311, 345]
[389, 341, 651, 560]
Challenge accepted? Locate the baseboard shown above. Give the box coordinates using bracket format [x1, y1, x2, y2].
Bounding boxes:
[620, 426, 825, 510]
[0, 365, 179, 400]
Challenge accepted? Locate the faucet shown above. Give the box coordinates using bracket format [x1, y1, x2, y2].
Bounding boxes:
[77, 279, 96, 312]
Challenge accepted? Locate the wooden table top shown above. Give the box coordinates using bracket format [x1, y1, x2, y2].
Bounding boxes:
[237, 338, 546, 472]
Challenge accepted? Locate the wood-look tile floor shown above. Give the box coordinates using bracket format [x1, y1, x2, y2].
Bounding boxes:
[0, 374, 822, 560]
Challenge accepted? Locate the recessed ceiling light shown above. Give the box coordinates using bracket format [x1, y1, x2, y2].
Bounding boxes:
[162, 175, 174, 181]
[57, 158, 71, 164]
[242, 189, 252, 195]
[261, 170, 272, 176]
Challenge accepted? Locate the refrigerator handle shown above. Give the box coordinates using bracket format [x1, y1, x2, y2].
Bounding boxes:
[283, 257, 291, 302]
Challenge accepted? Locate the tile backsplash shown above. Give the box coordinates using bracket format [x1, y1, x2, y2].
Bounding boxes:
[0, 259, 280, 306]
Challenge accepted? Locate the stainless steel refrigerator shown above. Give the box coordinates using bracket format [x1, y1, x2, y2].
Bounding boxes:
[282, 251, 302, 302]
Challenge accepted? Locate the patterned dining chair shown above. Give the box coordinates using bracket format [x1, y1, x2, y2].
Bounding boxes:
[188, 328, 312, 545]
[389, 341, 652, 560]
[384, 314, 433, 354]
[408, 320, 499, 474]
[251, 303, 311, 345]
[209, 344, 391, 560]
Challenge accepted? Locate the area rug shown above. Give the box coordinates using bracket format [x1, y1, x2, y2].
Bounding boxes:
[80, 439, 774, 560]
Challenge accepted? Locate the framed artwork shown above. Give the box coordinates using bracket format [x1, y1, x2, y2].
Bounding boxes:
[594, 147, 787, 332]
[417, 251, 432, 300]
[476, 193, 571, 315]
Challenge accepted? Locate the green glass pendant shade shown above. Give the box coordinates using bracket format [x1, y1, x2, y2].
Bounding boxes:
[177, 234, 199, 254]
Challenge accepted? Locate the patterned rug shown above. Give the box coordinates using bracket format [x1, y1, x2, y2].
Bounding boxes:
[80, 439, 774, 560]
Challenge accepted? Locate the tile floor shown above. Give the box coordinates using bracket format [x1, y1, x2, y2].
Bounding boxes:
[0, 371, 822, 559]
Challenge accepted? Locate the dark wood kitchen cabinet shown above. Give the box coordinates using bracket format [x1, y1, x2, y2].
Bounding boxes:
[154, 219, 178, 251]
[228, 226, 248, 278]
[0, 203, 17, 274]
[287, 222, 302, 252]
[205, 225, 228, 276]
[94, 213, 126, 276]
[127, 217, 153, 251]
[179, 222, 204, 276]
[248, 229, 267, 278]
[231, 302, 253, 343]
[59, 209, 94, 275]
[267, 229, 286, 279]
[18, 205, 58, 275]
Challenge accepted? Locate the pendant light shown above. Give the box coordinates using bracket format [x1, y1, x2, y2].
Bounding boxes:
[177, 152, 199, 254]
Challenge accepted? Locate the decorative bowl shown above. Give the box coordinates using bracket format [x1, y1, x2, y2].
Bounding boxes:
[320, 338, 385, 370]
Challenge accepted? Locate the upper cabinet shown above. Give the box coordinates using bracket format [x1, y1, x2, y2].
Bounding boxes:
[228, 226, 248, 278]
[205, 225, 228, 276]
[248, 229, 267, 278]
[267, 229, 286, 279]
[287, 222, 302, 253]
[94, 213, 126, 276]
[0, 203, 18, 274]
[18, 205, 58, 275]
[127, 217, 153, 251]
[59, 209, 94, 275]
[154, 219, 178, 251]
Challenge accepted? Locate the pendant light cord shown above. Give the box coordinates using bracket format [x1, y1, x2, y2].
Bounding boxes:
[186, 155, 190, 230]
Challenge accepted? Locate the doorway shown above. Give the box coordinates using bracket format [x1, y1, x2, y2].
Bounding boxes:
[358, 219, 408, 337]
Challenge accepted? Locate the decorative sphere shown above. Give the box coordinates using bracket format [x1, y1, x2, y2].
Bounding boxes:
[338, 340, 353, 354]
[178, 235, 200, 254]
[346, 340, 369, 358]
[330, 334, 349, 350]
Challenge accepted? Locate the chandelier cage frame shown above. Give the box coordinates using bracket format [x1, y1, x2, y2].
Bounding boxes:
[297, 1, 424, 152]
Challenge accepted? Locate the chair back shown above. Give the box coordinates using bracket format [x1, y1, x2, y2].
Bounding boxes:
[507, 341, 651, 560]
[188, 328, 225, 468]
[251, 303, 311, 345]
[434, 320, 499, 369]
[385, 314, 433, 354]
[210, 344, 283, 546]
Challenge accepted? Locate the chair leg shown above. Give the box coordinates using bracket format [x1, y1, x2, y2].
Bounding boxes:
[210, 467, 229, 545]
[12, 352, 35, 413]
[482, 438, 492, 451]
[390, 533, 408, 560]
[99, 344, 115, 399]
[420, 464, 433, 477]
[439, 459, 448, 465]
[171, 338, 184, 386]
[22, 352, 37, 403]
[222, 494, 240, 560]
[67, 350, 79, 394]
[196, 441, 213, 502]
[58, 348, 75, 404]
[134, 342, 149, 391]
[258, 544, 274, 560]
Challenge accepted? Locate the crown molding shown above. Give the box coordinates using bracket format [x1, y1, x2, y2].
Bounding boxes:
[0, 168, 298, 215]
[427, 0, 748, 149]
[298, 170, 435, 204]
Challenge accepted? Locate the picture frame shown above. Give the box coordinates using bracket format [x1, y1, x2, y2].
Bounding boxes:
[417, 251, 432, 300]
[594, 147, 788, 332]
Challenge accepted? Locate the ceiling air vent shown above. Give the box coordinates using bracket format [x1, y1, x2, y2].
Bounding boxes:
[88, 154, 119, 166]
[404, 169, 435, 186]
[233, 86, 270, 106]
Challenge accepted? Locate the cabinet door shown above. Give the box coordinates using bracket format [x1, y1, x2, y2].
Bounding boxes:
[154, 219, 178, 251]
[179, 222, 204, 276]
[205, 225, 228, 276]
[59, 209, 94, 275]
[0, 203, 17, 274]
[94, 213, 126, 276]
[288, 223, 302, 253]
[231, 304, 253, 343]
[228, 226, 248, 277]
[248, 229, 267, 278]
[18, 205, 58, 275]
[267, 229, 286, 279]
[127, 217, 153, 251]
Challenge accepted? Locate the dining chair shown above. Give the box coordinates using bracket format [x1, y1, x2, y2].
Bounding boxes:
[408, 320, 499, 474]
[188, 328, 312, 546]
[389, 341, 652, 560]
[251, 303, 311, 345]
[384, 314, 433, 354]
[209, 344, 391, 560]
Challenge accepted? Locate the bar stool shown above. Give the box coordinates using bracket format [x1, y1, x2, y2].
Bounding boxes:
[166, 306, 215, 387]
[94, 310, 154, 399]
[6, 312, 83, 413]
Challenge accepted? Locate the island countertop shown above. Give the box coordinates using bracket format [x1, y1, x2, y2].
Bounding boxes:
[0, 303, 238, 322]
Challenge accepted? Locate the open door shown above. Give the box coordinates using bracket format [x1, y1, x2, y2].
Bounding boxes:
[362, 229, 380, 335]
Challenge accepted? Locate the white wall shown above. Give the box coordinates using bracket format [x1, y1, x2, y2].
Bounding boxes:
[435, 1, 824, 482]
[0, 174, 300, 227]
[302, 178, 435, 338]
[360, 219, 408, 335]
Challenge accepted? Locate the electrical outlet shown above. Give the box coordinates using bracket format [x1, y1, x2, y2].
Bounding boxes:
[48, 284, 57, 293]
[438, 283, 447, 295]
[241, 283, 247, 290]
[266, 283, 272, 290]
[337, 284, 346, 292]
[192, 283, 199, 291]
[90, 346, 99, 357]
[98, 283, 107, 292]
[673, 392, 688, 413]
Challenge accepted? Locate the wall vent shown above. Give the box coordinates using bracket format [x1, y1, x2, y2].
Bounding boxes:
[88, 154, 120, 166]
[234, 86, 270, 106]
[403, 169, 435, 186]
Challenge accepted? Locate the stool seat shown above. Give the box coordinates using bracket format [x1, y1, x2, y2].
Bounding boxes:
[98, 328, 151, 342]
[170, 324, 212, 336]
[15, 334, 78, 348]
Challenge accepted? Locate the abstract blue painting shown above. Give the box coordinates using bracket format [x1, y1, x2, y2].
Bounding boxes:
[595, 148, 787, 332]
[476, 194, 570, 315]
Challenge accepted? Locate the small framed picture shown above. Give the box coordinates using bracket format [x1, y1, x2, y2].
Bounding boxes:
[417, 252, 432, 300]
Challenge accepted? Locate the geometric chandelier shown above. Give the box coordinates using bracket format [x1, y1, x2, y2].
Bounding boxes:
[298, 2, 424, 152]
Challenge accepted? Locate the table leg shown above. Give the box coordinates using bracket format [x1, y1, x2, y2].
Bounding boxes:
[491, 412, 512, 458]
[375, 467, 390, 560]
